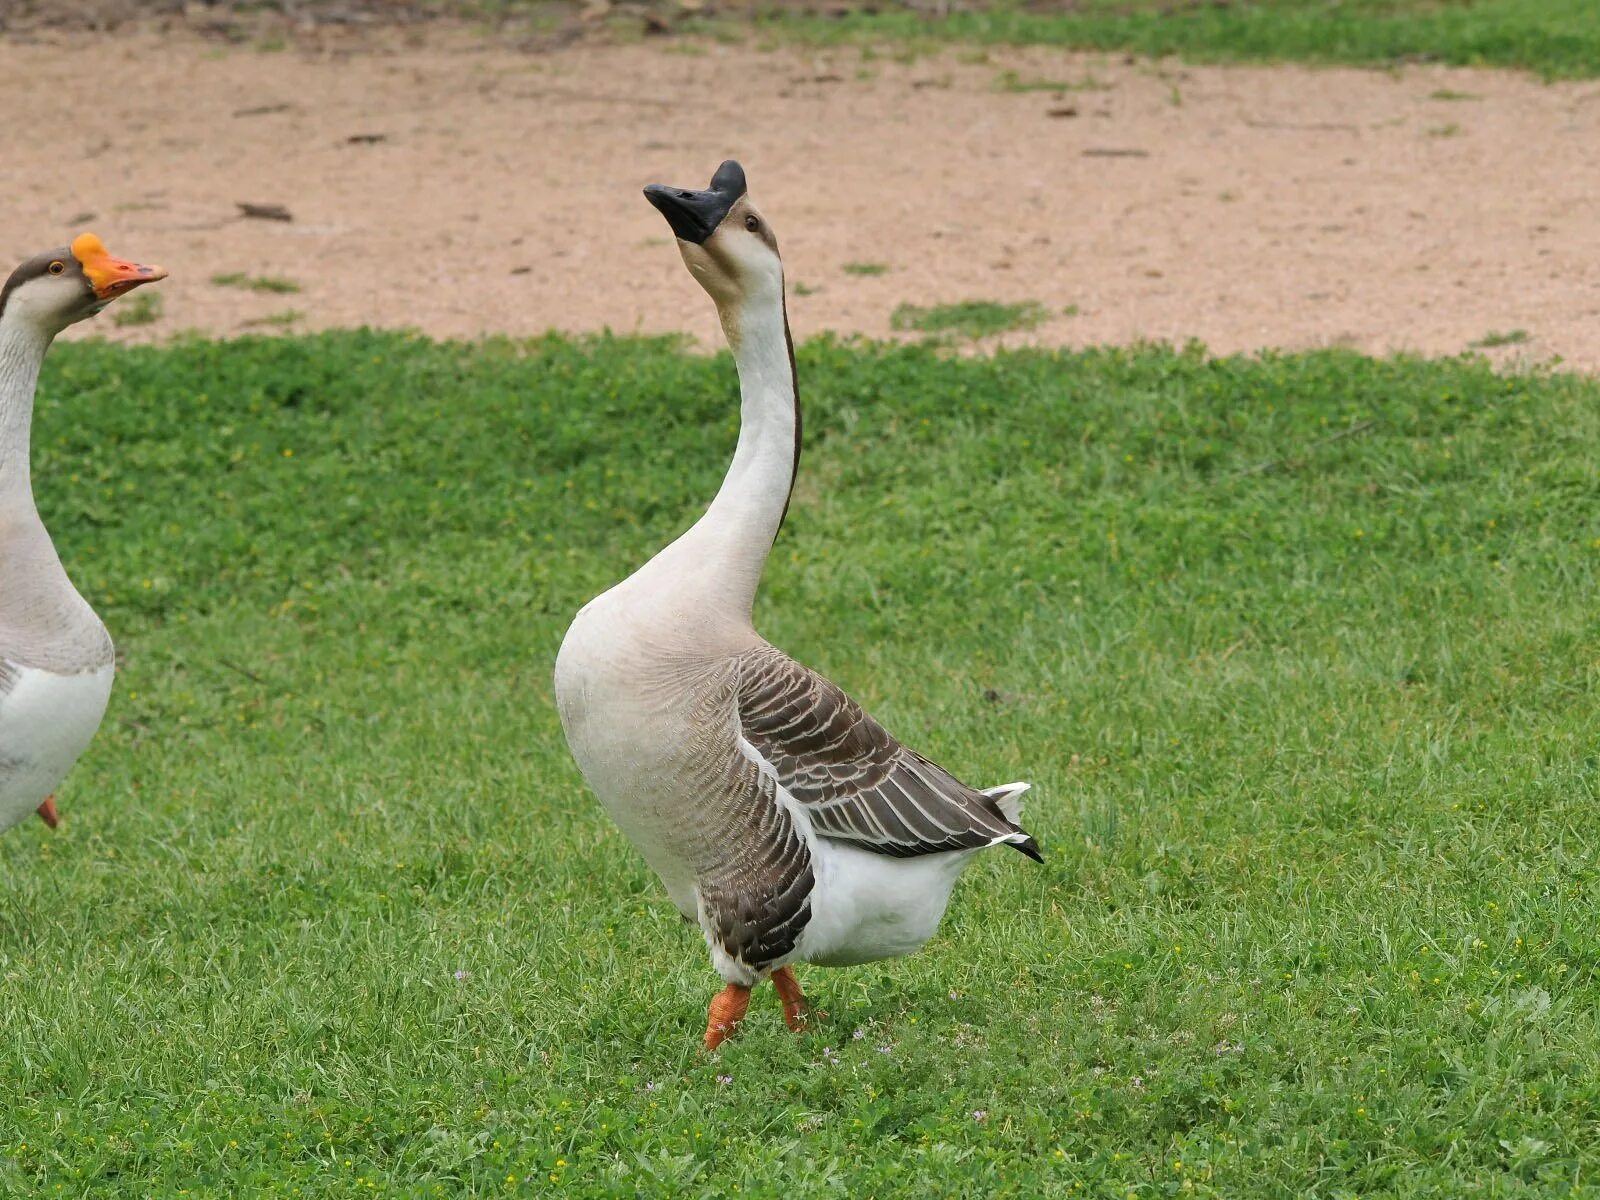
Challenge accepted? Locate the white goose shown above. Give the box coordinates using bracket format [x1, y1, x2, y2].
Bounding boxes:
[0, 234, 167, 834]
[555, 162, 1040, 1049]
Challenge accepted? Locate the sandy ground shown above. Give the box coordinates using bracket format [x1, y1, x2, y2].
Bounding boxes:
[3, 30, 1598, 366]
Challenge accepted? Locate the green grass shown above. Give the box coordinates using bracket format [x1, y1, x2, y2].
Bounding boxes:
[241, 309, 307, 329]
[78, 0, 1600, 79]
[842, 261, 890, 277]
[212, 272, 303, 294]
[742, 0, 1600, 80]
[1472, 329, 1533, 349]
[992, 68, 1110, 93]
[891, 298, 1049, 338]
[7, 330, 1600, 1194]
[109, 293, 163, 329]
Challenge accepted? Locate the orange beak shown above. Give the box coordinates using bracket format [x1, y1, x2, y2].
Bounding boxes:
[35, 796, 59, 829]
[71, 232, 168, 302]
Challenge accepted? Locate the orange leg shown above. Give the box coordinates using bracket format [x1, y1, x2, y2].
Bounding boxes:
[704, 983, 752, 1050]
[771, 966, 809, 1032]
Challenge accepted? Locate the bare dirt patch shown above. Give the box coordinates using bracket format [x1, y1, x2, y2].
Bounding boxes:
[3, 30, 1597, 366]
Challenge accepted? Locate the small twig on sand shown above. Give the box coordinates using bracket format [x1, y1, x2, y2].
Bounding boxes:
[1242, 118, 1359, 133]
[236, 202, 294, 222]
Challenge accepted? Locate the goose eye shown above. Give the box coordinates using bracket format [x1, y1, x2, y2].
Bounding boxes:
[744, 215, 760, 232]
[48, 261, 65, 275]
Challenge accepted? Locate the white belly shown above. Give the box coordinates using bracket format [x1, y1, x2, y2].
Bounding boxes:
[554, 601, 703, 920]
[0, 662, 114, 832]
[796, 836, 977, 967]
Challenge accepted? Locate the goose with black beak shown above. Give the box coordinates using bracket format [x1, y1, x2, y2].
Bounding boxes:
[0, 234, 167, 835]
[555, 162, 1040, 1050]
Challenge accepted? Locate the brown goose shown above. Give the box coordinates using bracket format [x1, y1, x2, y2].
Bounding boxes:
[0, 234, 166, 834]
[554, 162, 1039, 1050]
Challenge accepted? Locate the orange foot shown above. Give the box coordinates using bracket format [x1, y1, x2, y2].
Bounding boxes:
[35, 796, 59, 829]
[771, 966, 810, 1032]
[704, 983, 751, 1051]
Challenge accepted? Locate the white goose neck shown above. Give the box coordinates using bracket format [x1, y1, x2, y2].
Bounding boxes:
[654, 289, 798, 623]
[0, 317, 51, 505]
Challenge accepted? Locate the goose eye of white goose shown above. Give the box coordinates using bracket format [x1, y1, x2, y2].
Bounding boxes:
[48, 261, 65, 275]
[744, 215, 760, 233]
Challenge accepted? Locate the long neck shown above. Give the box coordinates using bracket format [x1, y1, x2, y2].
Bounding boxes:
[659, 291, 800, 623]
[0, 316, 50, 507]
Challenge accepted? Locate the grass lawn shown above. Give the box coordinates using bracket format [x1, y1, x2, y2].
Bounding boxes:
[75, 1, 1600, 81]
[3, 330, 1600, 1195]
[745, 0, 1600, 80]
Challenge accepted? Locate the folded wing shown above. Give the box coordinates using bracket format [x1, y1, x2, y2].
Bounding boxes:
[734, 644, 1040, 861]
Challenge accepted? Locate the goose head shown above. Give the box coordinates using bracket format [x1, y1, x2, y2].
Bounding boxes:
[0, 233, 167, 337]
[644, 161, 784, 314]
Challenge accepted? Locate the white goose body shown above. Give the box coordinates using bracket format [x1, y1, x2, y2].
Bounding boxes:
[560, 563, 1031, 979]
[555, 163, 1038, 1040]
[0, 662, 114, 831]
[0, 235, 166, 834]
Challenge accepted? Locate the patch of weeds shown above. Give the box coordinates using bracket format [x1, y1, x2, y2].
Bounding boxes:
[1470, 329, 1530, 349]
[604, 13, 649, 43]
[242, 310, 305, 329]
[993, 69, 1110, 93]
[891, 299, 1048, 338]
[1429, 88, 1480, 100]
[843, 262, 890, 277]
[888, 37, 938, 63]
[1426, 122, 1463, 137]
[709, 21, 744, 44]
[792, 281, 819, 297]
[211, 272, 302, 294]
[111, 293, 163, 329]
[1062, 303, 1081, 317]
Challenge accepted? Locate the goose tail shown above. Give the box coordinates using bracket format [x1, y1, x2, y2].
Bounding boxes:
[981, 781, 1043, 862]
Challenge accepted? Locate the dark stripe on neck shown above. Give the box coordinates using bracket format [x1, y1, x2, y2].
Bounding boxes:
[0, 255, 46, 327]
[776, 294, 801, 540]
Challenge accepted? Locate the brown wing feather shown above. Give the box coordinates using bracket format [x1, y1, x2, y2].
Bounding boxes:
[735, 644, 1034, 859]
[696, 757, 816, 970]
[677, 660, 815, 975]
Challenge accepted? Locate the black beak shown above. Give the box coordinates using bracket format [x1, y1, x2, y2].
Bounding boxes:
[644, 159, 747, 245]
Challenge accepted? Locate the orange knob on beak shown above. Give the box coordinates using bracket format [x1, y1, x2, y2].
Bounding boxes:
[71, 232, 168, 301]
[35, 796, 59, 829]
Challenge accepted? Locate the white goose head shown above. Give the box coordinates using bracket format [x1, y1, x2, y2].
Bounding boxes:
[0, 233, 167, 338]
[644, 161, 784, 319]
